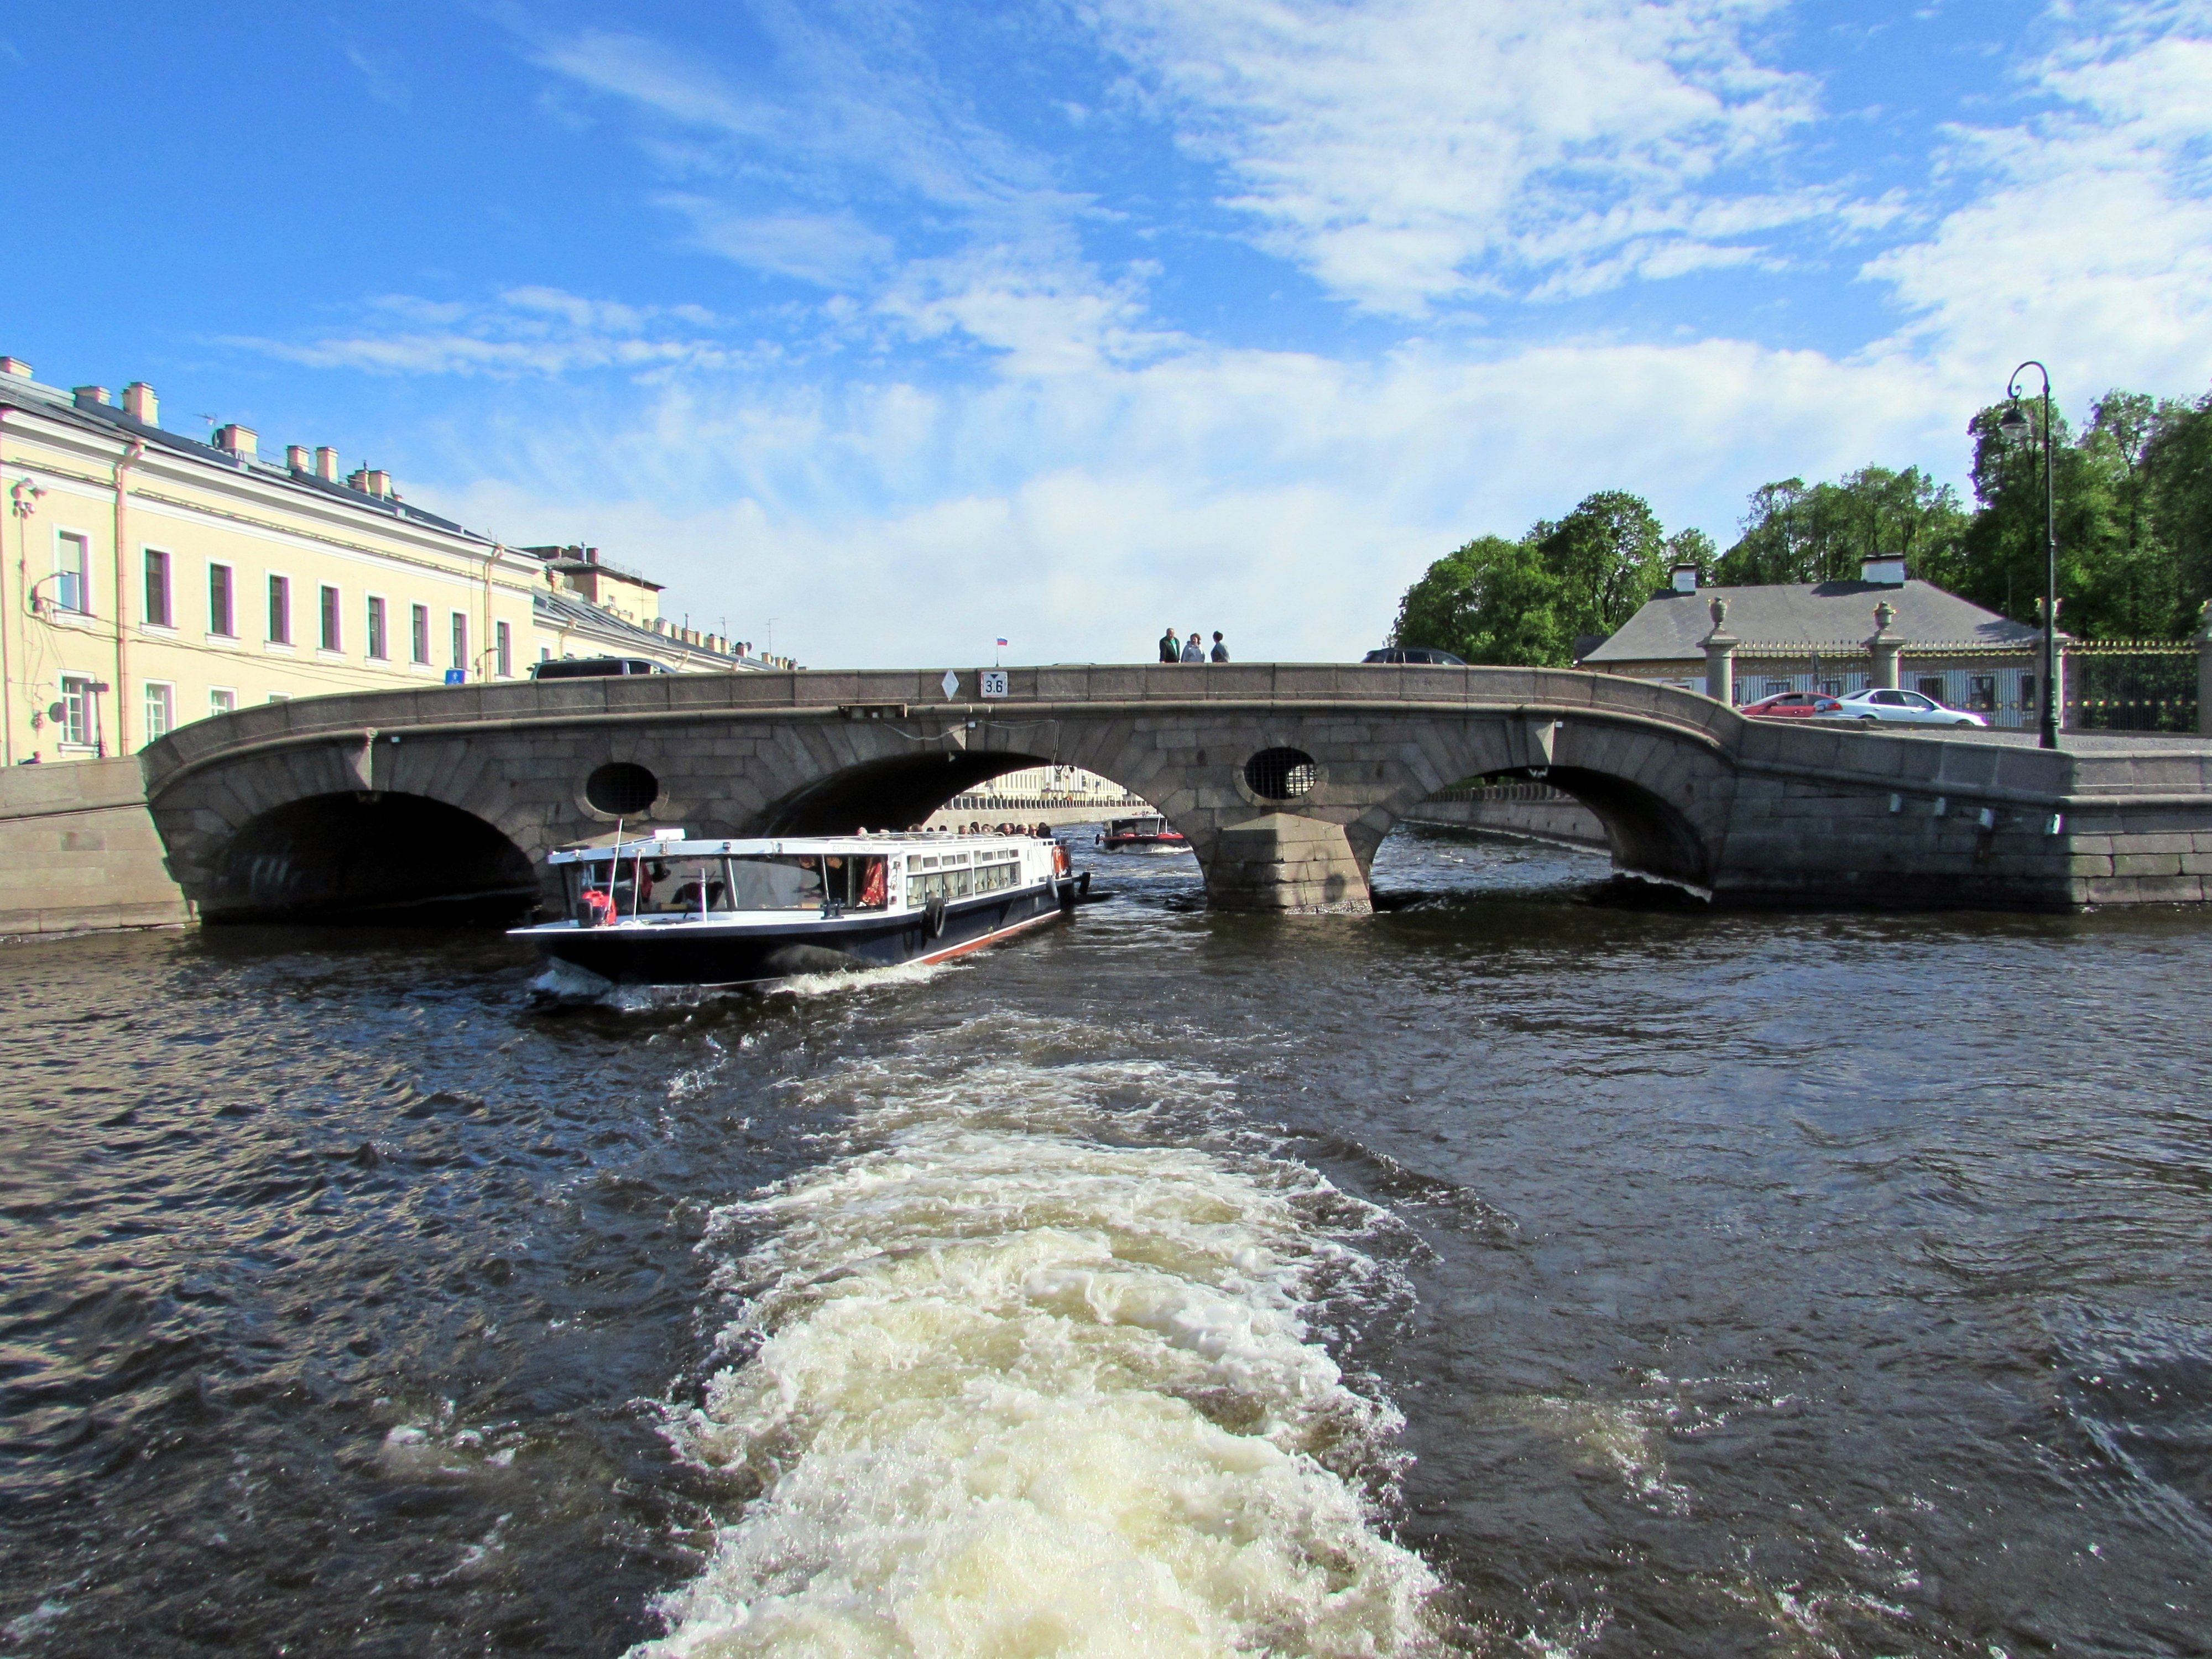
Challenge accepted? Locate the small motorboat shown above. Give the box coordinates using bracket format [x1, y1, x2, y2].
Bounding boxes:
[512, 828, 1087, 991]
[1097, 813, 1189, 853]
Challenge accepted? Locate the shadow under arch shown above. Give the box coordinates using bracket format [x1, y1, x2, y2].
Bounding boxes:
[207, 792, 539, 925]
[1488, 765, 1715, 893]
[755, 750, 1142, 836]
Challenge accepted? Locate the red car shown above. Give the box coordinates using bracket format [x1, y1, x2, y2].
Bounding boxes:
[1742, 691, 1844, 719]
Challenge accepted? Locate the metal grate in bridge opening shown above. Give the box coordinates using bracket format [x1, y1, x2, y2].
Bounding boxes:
[1243, 747, 1318, 801]
[586, 761, 661, 816]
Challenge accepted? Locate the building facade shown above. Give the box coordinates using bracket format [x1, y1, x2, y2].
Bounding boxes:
[0, 358, 764, 764]
[1580, 556, 2054, 728]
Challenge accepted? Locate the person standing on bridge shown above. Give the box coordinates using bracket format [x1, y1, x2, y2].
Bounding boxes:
[1209, 631, 1229, 662]
[1159, 626, 1181, 664]
[1181, 632, 1205, 662]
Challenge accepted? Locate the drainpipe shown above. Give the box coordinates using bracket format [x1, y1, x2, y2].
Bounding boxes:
[111, 440, 144, 753]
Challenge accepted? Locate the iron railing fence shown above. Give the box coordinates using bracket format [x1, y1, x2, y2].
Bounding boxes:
[2063, 643, 2199, 733]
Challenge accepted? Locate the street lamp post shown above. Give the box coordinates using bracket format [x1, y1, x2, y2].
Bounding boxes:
[2000, 363, 2059, 749]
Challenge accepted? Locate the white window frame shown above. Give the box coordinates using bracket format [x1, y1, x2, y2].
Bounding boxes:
[207, 561, 237, 640]
[58, 674, 97, 750]
[53, 526, 93, 616]
[140, 544, 176, 632]
[449, 611, 468, 674]
[266, 570, 295, 650]
[365, 593, 389, 661]
[142, 679, 176, 743]
[208, 687, 237, 718]
[317, 582, 344, 656]
[410, 602, 431, 665]
[495, 619, 512, 678]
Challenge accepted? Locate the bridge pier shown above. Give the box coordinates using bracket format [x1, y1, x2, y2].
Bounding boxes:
[1204, 813, 1371, 913]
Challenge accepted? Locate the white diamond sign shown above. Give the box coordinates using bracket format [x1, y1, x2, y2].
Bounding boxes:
[940, 669, 960, 700]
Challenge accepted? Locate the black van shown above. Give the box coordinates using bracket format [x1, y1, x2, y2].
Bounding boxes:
[529, 657, 668, 680]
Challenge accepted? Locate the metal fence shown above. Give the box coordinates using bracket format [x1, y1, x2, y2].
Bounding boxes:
[2064, 644, 2199, 733]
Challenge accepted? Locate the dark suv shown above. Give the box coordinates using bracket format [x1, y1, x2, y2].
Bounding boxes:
[1362, 646, 1468, 666]
[529, 657, 668, 680]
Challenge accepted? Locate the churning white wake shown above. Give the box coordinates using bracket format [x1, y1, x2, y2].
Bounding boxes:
[633, 1041, 1443, 1657]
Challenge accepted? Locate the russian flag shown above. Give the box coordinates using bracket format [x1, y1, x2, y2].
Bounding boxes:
[995, 637, 1008, 646]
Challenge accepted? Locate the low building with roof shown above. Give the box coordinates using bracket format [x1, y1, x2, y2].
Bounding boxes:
[1578, 555, 2055, 727]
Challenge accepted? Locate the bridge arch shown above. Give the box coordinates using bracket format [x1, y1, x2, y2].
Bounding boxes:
[210, 792, 538, 924]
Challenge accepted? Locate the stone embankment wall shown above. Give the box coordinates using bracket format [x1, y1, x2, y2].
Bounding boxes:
[0, 758, 190, 935]
[1399, 782, 1609, 851]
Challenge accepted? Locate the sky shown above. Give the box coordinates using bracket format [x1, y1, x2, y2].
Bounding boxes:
[4, 0, 2210, 666]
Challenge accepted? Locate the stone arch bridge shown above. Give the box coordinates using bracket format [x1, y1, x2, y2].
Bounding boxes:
[138, 663, 2212, 921]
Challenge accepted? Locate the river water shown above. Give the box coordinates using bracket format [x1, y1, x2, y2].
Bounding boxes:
[3, 826, 2208, 1658]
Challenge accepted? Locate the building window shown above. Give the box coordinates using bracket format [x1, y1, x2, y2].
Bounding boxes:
[319, 584, 342, 652]
[2021, 672, 2038, 715]
[495, 620, 512, 678]
[411, 603, 430, 664]
[60, 675, 94, 748]
[1969, 675, 1997, 711]
[210, 564, 234, 636]
[366, 596, 387, 660]
[143, 549, 172, 627]
[267, 693, 290, 704]
[268, 575, 291, 644]
[143, 681, 175, 742]
[450, 612, 467, 673]
[55, 531, 91, 613]
[1916, 675, 1946, 703]
[210, 688, 236, 717]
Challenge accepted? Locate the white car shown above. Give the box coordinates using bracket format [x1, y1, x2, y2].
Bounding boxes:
[1832, 688, 1988, 728]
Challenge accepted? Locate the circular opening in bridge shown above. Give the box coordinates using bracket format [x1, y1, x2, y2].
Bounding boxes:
[1243, 747, 1318, 801]
[585, 761, 660, 816]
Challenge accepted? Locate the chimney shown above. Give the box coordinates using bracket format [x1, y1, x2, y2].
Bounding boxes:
[285, 445, 311, 472]
[313, 446, 340, 481]
[1670, 563, 1699, 594]
[213, 424, 258, 460]
[0, 357, 32, 378]
[1861, 555, 1907, 586]
[582, 546, 599, 564]
[123, 382, 158, 424]
[73, 385, 112, 410]
[347, 467, 392, 499]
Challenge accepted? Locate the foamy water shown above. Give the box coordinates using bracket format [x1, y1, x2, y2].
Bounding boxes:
[632, 1040, 1443, 1657]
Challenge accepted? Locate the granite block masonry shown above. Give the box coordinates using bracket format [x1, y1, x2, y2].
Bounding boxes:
[131, 662, 2212, 920]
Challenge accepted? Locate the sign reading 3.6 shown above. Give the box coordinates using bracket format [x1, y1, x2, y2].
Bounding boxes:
[980, 669, 1009, 698]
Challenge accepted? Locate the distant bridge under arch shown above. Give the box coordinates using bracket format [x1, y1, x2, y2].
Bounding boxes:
[138, 662, 2212, 921]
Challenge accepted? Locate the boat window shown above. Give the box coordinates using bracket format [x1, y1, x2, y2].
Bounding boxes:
[727, 855, 827, 910]
[633, 856, 729, 915]
[822, 853, 889, 911]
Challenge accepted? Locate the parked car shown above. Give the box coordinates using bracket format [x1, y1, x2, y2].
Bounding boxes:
[1832, 687, 1987, 728]
[1363, 646, 1468, 665]
[1742, 691, 1844, 719]
[530, 656, 669, 680]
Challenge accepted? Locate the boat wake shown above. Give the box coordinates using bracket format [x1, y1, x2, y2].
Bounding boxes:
[633, 1036, 1444, 1657]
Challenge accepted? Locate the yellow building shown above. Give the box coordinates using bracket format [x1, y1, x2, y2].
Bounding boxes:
[0, 358, 760, 764]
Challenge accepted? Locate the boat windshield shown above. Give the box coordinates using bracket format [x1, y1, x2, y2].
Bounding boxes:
[727, 855, 827, 910]
[633, 856, 728, 916]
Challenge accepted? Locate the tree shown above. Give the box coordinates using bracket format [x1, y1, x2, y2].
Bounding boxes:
[1391, 491, 1673, 666]
[1717, 467, 1966, 587]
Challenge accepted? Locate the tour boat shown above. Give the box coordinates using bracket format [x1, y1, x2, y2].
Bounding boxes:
[511, 828, 1087, 991]
[1098, 813, 1190, 853]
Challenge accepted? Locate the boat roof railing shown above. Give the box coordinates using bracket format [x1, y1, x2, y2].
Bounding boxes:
[548, 828, 1057, 863]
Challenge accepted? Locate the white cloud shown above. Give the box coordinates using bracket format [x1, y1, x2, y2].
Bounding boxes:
[1866, 7, 2212, 398]
[1087, 0, 1830, 314]
[223, 288, 745, 378]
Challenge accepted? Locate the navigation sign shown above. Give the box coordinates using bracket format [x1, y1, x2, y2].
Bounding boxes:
[940, 669, 960, 700]
[980, 669, 1008, 699]
[444, 669, 466, 685]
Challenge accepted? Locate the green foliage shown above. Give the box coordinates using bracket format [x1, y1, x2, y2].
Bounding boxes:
[1390, 492, 1671, 666]
[1390, 380, 2212, 665]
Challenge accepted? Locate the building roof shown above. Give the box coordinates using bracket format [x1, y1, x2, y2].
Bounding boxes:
[533, 587, 766, 671]
[0, 372, 486, 541]
[1582, 578, 2049, 664]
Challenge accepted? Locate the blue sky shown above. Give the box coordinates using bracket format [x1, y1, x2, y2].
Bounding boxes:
[5, 1, 2210, 664]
